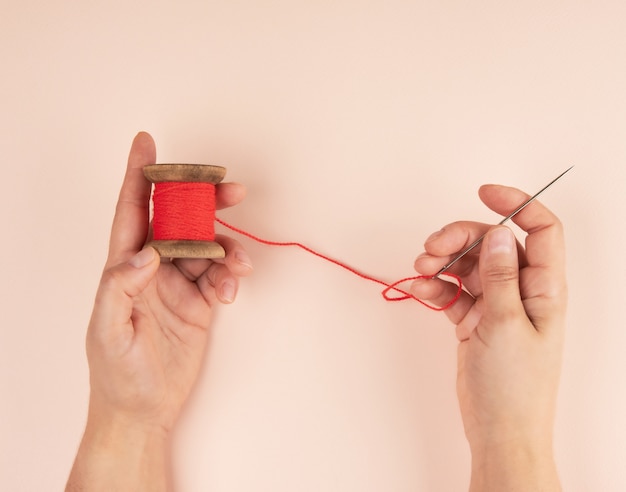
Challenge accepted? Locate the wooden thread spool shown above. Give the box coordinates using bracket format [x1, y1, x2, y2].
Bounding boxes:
[143, 163, 226, 258]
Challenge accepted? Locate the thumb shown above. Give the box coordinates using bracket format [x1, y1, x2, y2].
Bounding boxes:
[122, 246, 161, 295]
[107, 246, 160, 298]
[89, 247, 160, 341]
[479, 226, 525, 321]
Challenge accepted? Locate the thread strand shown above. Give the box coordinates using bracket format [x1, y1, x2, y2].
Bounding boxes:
[215, 218, 463, 311]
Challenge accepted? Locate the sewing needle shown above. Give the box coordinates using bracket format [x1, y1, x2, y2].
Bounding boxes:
[432, 165, 574, 279]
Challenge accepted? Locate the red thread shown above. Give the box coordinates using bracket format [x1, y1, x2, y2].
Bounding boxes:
[215, 218, 463, 311]
[151, 180, 463, 310]
[152, 182, 216, 241]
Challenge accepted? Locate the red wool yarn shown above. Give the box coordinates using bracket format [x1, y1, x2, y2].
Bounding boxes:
[216, 218, 463, 311]
[152, 182, 217, 241]
[151, 180, 463, 310]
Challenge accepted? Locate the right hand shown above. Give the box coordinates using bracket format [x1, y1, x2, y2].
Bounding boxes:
[411, 184, 567, 457]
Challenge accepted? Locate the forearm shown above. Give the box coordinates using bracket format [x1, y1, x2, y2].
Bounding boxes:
[66, 414, 170, 492]
[469, 441, 561, 492]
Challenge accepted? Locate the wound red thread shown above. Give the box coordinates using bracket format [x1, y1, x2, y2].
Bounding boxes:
[215, 218, 463, 311]
[152, 182, 216, 241]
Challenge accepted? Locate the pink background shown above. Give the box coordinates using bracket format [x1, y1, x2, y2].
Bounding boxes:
[1, 1, 625, 490]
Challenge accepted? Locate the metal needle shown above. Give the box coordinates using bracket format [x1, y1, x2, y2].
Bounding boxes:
[432, 165, 574, 279]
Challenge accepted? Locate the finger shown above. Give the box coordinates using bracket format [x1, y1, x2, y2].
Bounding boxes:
[422, 221, 489, 259]
[152, 263, 213, 326]
[213, 234, 254, 275]
[215, 182, 247, 210]
[479, 184, 565, 270]
[478, 226, 527, 335]
[416, 222, 527, 297]
[455, 298, 484, 341]
[410, 276, 476, 325]
[89, 247, 160, 348]
[414, 251, 471, 277]
[172, 234, 253, 282]
[171, 257, 212, 282]
[415, 250, 481, 296]
[416, 221, 489, 296]
[197, 263, 239, 305]
[106, 132, 156, 267]
[479, 184, 567, 331]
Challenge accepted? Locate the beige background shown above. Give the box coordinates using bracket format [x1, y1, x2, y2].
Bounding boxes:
[1, 1, 625, 490]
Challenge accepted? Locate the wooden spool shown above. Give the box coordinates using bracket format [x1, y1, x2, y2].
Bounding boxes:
[143, 163, 227, 259]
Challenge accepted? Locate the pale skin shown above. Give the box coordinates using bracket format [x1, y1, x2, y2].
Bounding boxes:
[411, 185, 566, 491]
[67, 132, 566, 491]
[66, 132, 253, 491]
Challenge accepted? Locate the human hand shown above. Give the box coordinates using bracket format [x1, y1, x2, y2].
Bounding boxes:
[67, 132, 252, 491]
[86, 132, 252, 432]
[411, 184, 567, 490]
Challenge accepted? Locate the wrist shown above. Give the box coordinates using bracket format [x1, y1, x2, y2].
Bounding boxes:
[86, 399, 171, 441]
[83, 412, 169, 456]
[469, 438, 561, 492]
[66, 407, 170, 491]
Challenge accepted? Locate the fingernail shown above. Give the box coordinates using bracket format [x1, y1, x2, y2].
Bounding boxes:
[425, 229, 444, 244]
[129, 247, 156, 268]
[487, 227, 514, 254]
[410, 276, 433, 297]
[235, 251, 253, 270]
[221, 280, 236, 303]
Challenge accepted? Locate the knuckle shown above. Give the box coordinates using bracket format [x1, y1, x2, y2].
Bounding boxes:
[491, 306, 521, 322]
[99, 268, 120, 289]
[98, 267, 128, 294]
[205, 262, 221, 286]
[484, 264, 519, 283]
[552, 214, 564, 229]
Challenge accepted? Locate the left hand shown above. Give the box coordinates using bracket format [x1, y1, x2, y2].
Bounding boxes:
[86, 132, 253, 434]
